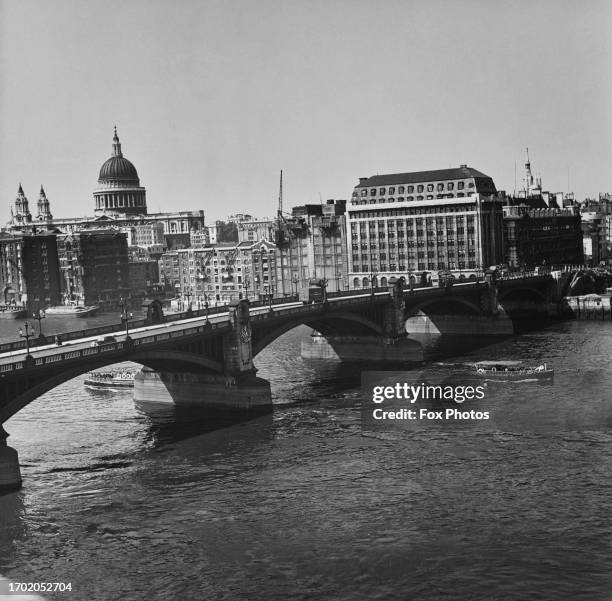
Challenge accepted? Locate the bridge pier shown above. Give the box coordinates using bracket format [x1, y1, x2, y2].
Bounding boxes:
[134, 299, 272, 413]
[133, 368, 272, 413]
[0, 426, 22, 494]
[404, 311, 515, 336]
[301, 334, 424, 362]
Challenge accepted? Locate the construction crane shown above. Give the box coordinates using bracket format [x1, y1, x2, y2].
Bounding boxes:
[275, 170, 291, 248]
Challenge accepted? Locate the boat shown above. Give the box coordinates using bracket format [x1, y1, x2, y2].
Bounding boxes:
[472, 362, 553, 380]
[0, 306, 27, 319]
[84, 370, 136, 388]
[46, 305, 100, 317]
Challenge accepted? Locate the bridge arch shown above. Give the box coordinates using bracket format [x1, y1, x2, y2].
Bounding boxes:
[406, 296, 481, 317]
[252, 311, 384, 357]
[498, 286, 548, 302]
[131, 350, 223, 374]
[0, 350, 223, 424]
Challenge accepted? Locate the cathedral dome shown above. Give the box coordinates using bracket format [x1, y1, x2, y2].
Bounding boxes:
[94, 127, 147, 216]
[98, 156, 139, 185]
[97, 127, 140, 186]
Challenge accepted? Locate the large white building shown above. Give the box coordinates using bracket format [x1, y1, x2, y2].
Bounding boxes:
[346, 165, 504, 287]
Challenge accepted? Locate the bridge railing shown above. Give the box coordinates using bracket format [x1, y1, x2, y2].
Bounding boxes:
[0, 320, 145, 354]
[0, 296, 304, 354]
[326, 287, 390, 299]
[0, 319, 235, 374]
[0, 275, 556, 357]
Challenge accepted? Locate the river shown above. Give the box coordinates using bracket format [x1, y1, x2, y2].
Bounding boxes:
[0, 319, 611, 600]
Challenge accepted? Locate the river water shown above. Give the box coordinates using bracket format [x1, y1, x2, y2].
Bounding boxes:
[0, 318, 611, 600]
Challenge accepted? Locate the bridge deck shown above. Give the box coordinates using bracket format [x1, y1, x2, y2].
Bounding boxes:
[0, 276, 551, 373]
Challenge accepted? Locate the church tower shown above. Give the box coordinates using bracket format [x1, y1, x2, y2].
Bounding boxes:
[36, 186, 53, 222]
[9, 184, 32, 227]
[523, 148, 542, 198]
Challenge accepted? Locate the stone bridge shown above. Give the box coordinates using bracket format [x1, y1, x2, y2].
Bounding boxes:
[0, 274, 557, 491]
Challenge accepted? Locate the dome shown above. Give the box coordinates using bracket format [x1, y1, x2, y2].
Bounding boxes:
[98, 156, 140, 185]
[94, 127, 147, 216]
[97, 127, 140, 186]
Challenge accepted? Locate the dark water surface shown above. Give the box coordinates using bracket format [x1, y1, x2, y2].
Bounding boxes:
[0, 321, 611, 600]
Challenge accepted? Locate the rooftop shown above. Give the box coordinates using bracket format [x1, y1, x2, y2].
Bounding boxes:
[356, 166, 493, 187]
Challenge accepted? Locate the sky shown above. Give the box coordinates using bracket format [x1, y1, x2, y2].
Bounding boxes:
[1, 0, 611, 223]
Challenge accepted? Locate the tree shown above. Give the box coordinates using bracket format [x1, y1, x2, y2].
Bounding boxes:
[215, 220, 238, 242]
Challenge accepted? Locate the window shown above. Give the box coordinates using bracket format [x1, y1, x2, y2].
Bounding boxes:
[388, 187, 395, 194]
[361, 189, 367, 197]
[437, 183, 444, 191]
[458, 181, 465, 190]
[448, 182, 454, 190]
[370, 189, 377, 196]
[408, 185, 414, 193]
[398, 186, 405, 193]
[417, 185, 424, 193]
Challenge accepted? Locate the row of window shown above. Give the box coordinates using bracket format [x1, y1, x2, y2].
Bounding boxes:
[351, 261, 478, 273]
[348, 204, 478, 219]
[352, 228, 474, 238]
[353, 241, 477, 251]
[351, 220, 474, 233]
[352, 228, 475, 238]
[358, 181, 474, 197]
[352, 192, 475, 204]
[353, 215, 473, 226]
[353, 249, 477, 259]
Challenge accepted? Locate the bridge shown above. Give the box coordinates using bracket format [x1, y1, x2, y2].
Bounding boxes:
[0, 274, 558, 491]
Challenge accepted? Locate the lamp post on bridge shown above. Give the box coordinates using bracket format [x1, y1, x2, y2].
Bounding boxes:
[19, 322, 34, 361]
[291, 273, 299, 297]
[370, 270, 378, 298]
[184, 287, 193, 312]
[204, 293, 210, 324]
[33, 309, 46, 341]
[265, 285, 273, 313]
[119, 298, 133, 342]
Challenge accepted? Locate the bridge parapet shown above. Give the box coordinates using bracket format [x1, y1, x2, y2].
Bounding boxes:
[0, 321, 231, 375]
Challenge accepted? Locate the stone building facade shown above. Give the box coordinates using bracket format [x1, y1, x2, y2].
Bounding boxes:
[159, 240, 280, 306]
[346, 166, 504, 287]
[274, 200, 348, 295]
[0, 232, 61, 312]
[56, 229, 130, 310]
[503, 205, 584, 268]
